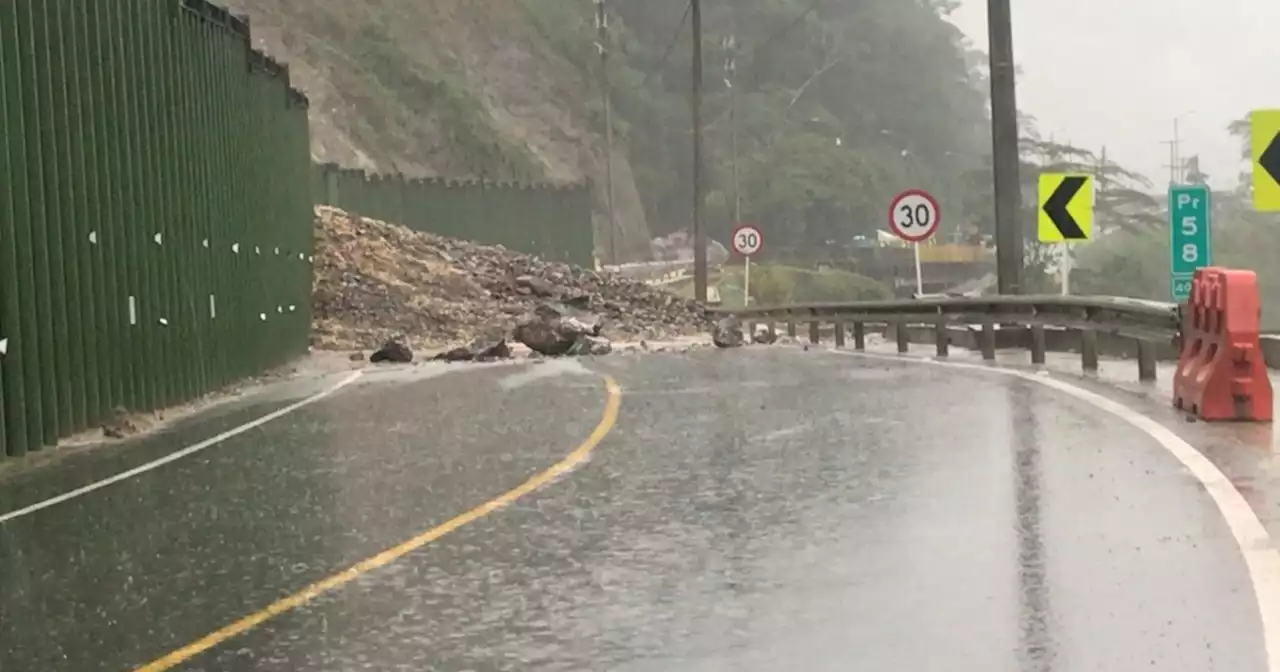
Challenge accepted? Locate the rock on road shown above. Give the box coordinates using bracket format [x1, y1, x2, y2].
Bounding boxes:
[0, 347, 1272, 671]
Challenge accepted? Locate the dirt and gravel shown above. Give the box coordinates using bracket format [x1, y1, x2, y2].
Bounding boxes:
[310, 206, 712, 358]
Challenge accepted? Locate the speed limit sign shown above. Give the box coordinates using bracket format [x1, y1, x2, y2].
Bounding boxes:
[732, 224, 764, 257]
[888, 189, 941, 243]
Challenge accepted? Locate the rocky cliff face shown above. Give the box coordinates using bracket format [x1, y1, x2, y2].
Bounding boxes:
[223, 0, 652, 260]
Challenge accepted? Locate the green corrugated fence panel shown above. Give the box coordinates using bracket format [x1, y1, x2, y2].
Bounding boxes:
[97, 1, 136, 415]
[0, 2, 32, 458]
[0, 0, 316, 455]
[16, 0, 63, 445]
[74, 0, 116, 425]
[42, 0, 87, 433]
[57, 0, 102, 430]
[309, 168, 595, 263]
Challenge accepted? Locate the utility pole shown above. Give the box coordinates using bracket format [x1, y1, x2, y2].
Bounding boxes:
[986, 0, 1024, 295]
[1098, 145, 1109, 234]
[1162, 117, 1184, 186]
[1173, 117, 1182, 183]
[724, 34, 740, 229]
[594, 0, 618, 264]
[691, 0, 708, 302]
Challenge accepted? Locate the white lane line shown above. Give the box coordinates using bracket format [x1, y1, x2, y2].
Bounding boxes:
[0, 371, 364, 525]
[831, 349, 1280, 670]
[759, 423, 808, 442]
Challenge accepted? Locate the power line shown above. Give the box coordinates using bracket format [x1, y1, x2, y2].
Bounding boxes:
[632, 0, 692, 91]
[745, 0, 827, 72]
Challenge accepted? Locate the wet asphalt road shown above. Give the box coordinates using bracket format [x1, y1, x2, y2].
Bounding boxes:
[0, 348, 1271, 671]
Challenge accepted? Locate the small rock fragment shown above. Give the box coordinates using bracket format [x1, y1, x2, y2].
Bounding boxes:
[568, 335, 613, 356]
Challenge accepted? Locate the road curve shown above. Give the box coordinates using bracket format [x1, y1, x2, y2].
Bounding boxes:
[0, 349, 1270, 671]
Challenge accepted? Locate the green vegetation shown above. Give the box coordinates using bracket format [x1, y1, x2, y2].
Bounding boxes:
[521, 0, 991, 257]
[742, 265, 894, 306]
[1063, 116, 1280, 326]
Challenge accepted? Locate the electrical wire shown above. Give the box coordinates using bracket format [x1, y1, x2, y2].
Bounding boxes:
[747, 0, 827, 63]
[630, 0, 693, 90]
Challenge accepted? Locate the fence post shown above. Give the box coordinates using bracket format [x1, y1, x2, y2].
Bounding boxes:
[1080, 329, 1099, 372]
[324, 162, 339, 207]
[1029, 324, 1047, 364]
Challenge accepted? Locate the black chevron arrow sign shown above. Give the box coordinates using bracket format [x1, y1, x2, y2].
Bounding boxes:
[1260, 132, 1280, 188]
[1043, 176, 1088, 240]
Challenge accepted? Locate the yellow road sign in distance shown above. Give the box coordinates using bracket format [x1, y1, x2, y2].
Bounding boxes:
[1251, 109, 1280, 211]
[1038, 173, 1094, 242]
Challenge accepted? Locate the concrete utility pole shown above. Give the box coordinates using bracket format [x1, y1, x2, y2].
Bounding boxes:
[594, 0, 618, 264]
[986, 0, 1024, 295]
[691, 0, 708, 302]
[724, 34, 740, 229]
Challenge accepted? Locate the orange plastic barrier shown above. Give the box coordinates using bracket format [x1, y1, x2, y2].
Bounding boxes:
[1172, 267, 1273, 422]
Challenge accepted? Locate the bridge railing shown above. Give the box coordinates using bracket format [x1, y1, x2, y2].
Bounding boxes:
[709, 295, 1181, 382]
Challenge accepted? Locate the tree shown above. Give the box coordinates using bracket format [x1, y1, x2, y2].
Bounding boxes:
[568, 0, 993, 258]
[953, 115, 1160, 292]
[738, 132, 889, 259]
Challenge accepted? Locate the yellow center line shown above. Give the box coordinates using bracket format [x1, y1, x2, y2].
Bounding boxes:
[134, 374, 624, 672]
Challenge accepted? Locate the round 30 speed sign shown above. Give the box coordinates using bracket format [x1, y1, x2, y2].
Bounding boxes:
[732, 224, 764, 256]
[888, 189, 941, 243]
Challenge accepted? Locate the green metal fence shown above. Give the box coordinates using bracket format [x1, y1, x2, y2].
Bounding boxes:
[0, 0, 314, 459]
[312, 163, 595, 267]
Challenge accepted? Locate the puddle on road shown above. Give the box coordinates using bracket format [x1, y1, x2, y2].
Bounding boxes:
[498, 358, 594, 390]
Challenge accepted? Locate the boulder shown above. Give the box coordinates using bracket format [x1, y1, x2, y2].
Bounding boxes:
[514, 318, 576, 356]
[515, 304, 611, 357]
[369, 339, 413, 363]
[712, 316, 745, 348]
[753, 326, 778, 344]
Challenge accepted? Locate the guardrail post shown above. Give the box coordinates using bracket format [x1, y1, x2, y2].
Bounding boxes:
[895, 322, 909, 353]
[808, 320, 819, 345]
[981, 322, 996, 361]
[787, 321, 796, 339]
[1029, 324, 1047, 364]
[1080, 329, 1099, 372]
[834, 322, 846, 348]
[853, 322, 865, 350]
[934, 319, 948, 357]
[1137, 340, 1157, 382]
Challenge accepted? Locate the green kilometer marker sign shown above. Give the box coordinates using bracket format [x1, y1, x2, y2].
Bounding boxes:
[1169, 184, 1212, 302]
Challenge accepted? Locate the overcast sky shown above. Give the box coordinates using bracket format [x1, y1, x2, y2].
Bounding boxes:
[948, 0, 1280, 191]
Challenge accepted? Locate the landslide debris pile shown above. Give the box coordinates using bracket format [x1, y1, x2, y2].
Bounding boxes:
[311, 207, 710, 359]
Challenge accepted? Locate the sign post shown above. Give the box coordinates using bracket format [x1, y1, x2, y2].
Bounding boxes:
[1037, 173, 1095, 295]
[887, 189, 941, 296]
[1168, 184, 1211, 302]
[731, 223, 763, 305]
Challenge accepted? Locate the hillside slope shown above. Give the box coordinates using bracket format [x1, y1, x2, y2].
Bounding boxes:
[224, 0, 652, 259]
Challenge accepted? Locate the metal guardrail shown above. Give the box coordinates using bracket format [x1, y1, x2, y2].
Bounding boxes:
[710, 295, 1182, 381]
